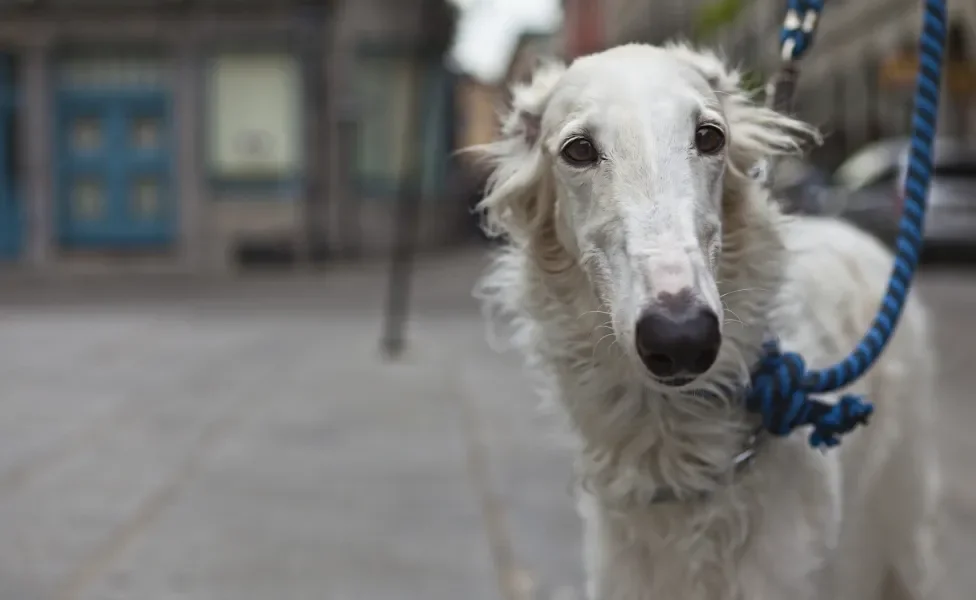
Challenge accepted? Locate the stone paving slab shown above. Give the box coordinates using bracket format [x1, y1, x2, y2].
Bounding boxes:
[73, 330, 499, 600]
[0, 254, 972, 600]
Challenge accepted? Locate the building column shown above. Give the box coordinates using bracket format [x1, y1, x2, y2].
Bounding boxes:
[174, 40, 204, 273]
[864, 59, 881, 142]
[844, 66, 869, 152]
[22, 42, 54, 269]
[832, 73, 850, 160]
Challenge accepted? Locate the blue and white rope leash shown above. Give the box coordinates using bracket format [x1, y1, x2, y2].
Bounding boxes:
[746, 0, 948, 448]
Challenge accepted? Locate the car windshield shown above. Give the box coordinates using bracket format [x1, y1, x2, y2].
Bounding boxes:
[832, 139, 906, 189]
[835, 139, 976, 190]
[933, 163, 976, 178]
[894, 157, 976, 195]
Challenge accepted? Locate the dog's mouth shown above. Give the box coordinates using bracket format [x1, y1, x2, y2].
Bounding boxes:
[634, 348, 718, 390]
[654, 374, 696, 388]
[628, 355, 705, 389]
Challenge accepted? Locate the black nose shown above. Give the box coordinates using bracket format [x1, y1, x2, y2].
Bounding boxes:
[634, 304, 721, 380]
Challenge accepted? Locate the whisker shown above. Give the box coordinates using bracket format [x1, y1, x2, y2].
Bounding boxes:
[720, 287, 769, 299]
[723, 306, 745, 324]
[593, 331, 618, 357]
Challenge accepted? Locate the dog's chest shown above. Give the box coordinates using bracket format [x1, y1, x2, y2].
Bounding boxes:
[593, 506, 750, 598]
[580, 448, 841, 600]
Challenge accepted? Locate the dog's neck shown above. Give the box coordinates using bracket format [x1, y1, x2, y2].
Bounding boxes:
[481, 181, 788, 510]
[538, 284, 770, 509]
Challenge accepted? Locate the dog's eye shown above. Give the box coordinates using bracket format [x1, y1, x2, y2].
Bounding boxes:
[694, 125, 726, 155]
[560, 138, 600, 166]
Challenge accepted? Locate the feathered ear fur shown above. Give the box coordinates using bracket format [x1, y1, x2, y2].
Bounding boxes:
[468, 62, 566, 247]
[664, 42, 822, 176]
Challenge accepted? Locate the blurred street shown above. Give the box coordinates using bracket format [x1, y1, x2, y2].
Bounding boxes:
[0, 249, 975, 600]
[0, 0, 971, 596]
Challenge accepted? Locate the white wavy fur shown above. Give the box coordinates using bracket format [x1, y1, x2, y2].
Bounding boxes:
[471, 43, 943, 600]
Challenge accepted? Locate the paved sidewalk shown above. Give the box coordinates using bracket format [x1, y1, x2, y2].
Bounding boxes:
[0, 250, 973, 600]
[0, 250, 582, 600]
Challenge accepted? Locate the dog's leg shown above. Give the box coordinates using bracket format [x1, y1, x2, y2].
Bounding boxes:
[579, 493, 607, 600]
[868, 341, 944, 600]
[578, 492, 705, 600]
[734, 441, 842, 600]
[879, 439, 944, 600]
[736, 541, 827, 600]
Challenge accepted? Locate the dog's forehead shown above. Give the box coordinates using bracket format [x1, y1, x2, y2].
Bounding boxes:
[569, 47, 712, 93]
[543, 66, 716, 144]
[550, 48, 718, 122]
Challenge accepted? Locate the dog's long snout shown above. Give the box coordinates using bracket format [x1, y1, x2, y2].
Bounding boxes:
[634, 290, 721, 382]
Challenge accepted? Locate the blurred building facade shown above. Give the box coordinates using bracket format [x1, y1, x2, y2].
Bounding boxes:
[722, 0, 974, 167]
[589, 0, 976, 169]
[562, 0, 605, 59]
[0, 0, 461, 273]
[453, 29, 558, 235]
[603, 0, 694, 49]
[454, 31, 556, 158]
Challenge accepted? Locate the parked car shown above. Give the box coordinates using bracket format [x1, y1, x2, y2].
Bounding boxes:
[828, 139, 906, 247]
[832, 137, 976, 250]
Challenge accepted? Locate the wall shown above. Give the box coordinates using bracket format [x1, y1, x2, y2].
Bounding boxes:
[0, 5, 330, 274]
[563, 0, 605, 59]
[325, 0, 463, 258]
[457, 77, 500, 151]
[201, 34, 326, 271]
[603, 0, 706, 48]
[507, 34, 558, 82]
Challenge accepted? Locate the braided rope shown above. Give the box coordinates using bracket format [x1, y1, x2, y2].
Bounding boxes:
[779, 0, 824, 61]
[746, 0, 948, 448]
[756, 0, 824, 189]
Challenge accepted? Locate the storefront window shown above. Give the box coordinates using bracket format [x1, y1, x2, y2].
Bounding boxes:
[206, 52, 303, 182]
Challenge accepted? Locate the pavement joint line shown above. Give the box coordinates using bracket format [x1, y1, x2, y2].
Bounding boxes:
[0, 401, 142, 498]
[453, 357, 534, 600]
[0, 322, 180, 498]
[0, 334, 273, 500]
[51, 395, 252, 600]
[51, 343, 303, 600]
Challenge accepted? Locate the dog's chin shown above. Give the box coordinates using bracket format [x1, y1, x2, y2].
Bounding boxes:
[629, 360, 703, 391]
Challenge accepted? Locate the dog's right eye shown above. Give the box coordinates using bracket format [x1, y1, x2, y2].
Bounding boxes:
[560, 138, 600, 166]
[694, 124, 726, 155]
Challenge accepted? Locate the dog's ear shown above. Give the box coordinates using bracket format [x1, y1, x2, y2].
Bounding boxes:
[665, 42, 822, 176]
[468, 62, 566, 245]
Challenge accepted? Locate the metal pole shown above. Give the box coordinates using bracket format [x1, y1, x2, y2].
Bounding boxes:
[380, 0, 434, 359]
[336, 115, 362, 257]
[834, 73, 849, 158]
[296, 0, 331, 265]
[865, 61, 881, 142]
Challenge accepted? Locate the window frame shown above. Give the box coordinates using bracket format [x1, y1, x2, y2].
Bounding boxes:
[203, 48, 306, 191]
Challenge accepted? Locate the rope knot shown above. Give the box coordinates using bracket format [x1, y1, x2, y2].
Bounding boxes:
[746, 341, 874, 449]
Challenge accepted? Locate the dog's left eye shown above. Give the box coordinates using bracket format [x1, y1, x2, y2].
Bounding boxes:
[560, 138, 600, 166]
[695, 125, 726, 154]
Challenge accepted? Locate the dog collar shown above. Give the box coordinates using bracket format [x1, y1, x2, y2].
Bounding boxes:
[647, 425, 766, 504]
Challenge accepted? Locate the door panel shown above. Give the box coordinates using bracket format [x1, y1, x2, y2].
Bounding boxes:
[55, 55, 175, 248]
[0, 53, 21, 259]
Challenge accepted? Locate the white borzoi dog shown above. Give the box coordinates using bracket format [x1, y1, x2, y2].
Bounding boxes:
[471, 43, 942, 600]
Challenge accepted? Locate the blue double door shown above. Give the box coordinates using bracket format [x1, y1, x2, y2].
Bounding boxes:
[57, 83, 175, 248]
[0, 54, 20, 260]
